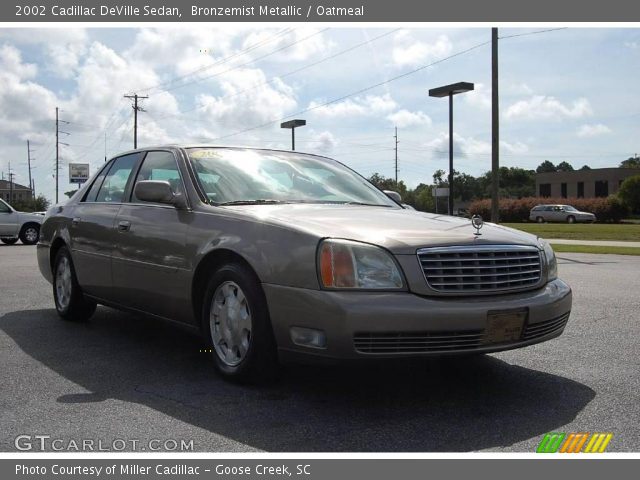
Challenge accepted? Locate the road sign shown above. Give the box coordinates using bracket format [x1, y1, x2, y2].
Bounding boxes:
[69, 163, 90, 184]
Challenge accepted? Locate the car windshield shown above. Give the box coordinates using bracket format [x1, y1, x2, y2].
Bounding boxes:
[563, 205, 578, 211]
[186, 148, 398, 207]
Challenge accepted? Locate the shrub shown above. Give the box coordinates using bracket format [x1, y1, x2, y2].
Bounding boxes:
[468, 196, 629, 223]
[618, 175, 640, 213]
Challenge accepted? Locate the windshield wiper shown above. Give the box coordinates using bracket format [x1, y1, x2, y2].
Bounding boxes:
[218, 199, 285, 206]
[342, 202, 394, 207]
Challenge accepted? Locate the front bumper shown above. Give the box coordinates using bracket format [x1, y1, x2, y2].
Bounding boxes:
[264, 279, 572, 361]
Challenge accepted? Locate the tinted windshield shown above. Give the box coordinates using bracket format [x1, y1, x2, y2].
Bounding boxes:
[563, 205, 578, 211]
[187, 148, 397, 207]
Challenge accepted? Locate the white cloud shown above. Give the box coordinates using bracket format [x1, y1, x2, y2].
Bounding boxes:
[577, 123, 611, 138]
[309, 93, 397, 118]
[425, 132, 528, 158]
[0, 29, 88, 78]
[386, 109, 432, 128]
[392, 31, 452, 67]
[196, 67, 297, 130]
[0, 45, 56, 141]
[464, 83, 491, 109]
[504, 95, 593, 120]
[624, 41, 639, 49]
[311, 130, 337, 153]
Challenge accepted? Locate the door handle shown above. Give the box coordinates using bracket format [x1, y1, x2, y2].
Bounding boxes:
[71, 217, 81, 226]
[117, 220, 131, 232]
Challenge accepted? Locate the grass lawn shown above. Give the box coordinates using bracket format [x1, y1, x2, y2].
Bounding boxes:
[551, 244, 640, 256]
[502, 223, 640, 241]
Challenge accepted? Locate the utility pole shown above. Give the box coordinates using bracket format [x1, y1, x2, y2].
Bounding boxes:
[491, 27, 500, 223]
[124, 93, 148, 149]
[27, 140, 35, 199]
[8, 161, 14, 204]
[56, 107, 59, 203]
[55, 107, 70, 204]
[394, 126, 399, 184]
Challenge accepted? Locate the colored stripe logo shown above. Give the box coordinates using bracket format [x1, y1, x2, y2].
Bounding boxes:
[537, 432, 612, 453]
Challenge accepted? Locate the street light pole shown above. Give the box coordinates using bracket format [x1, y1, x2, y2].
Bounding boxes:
[448, 93, 454, 217]
[429, 82, 475, 216]
[280, 119, 306, 151]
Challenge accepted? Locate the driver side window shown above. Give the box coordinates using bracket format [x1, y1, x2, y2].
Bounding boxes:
[131, 151, 183, 203]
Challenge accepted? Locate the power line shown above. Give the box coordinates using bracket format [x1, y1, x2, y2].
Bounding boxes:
[205, 39, 492, 143]
[153, 28, 330, 95]
[499, 28, 568, 40]
[151, 28, 400, 122]
[141, 28, 295, 94]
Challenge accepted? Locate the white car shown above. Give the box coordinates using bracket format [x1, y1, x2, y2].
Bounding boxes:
[0, 198, 43, 245]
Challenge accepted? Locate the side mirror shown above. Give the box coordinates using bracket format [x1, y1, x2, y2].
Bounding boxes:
[134, 180, 186, 209]
[383, 190, 402, 203]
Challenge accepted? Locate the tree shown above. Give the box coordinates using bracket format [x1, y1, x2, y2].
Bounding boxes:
[536, 160, 556, 173]
[618, 175, 640, 213]
[620, 156, 640, 169]
[579, 165, 591, 170]
[368, 173, 408, 197]
[11, 195, 50, 212]
[556, 161, 574, 172]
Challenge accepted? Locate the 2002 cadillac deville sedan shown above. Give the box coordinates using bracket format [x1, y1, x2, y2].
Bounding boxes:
[38, 146, 572, 381]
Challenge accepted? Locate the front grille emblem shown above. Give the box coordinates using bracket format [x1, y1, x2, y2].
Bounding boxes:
[471, 215, 484, 236]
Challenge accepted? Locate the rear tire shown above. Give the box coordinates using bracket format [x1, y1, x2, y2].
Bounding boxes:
[1, 238, 18, 245]
[201, 262, 279, 383]
[19, 224, 40, 245]
[536, 216, 544, 223]
[53, 246, 97, 322]
[567, 215, 576, 224]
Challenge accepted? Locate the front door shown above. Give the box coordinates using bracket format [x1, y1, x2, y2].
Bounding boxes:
[111, 150, 192, 323]
[0, 199, 18, 237]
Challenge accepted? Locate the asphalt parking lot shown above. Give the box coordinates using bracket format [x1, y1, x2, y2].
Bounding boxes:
[1, 245, 638, 452]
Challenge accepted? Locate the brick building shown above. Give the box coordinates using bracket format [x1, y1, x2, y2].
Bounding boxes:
[0, 179, 33, 204]
[535, 168, 640, 198]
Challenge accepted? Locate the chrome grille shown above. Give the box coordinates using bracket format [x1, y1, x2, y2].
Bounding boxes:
[418, 245, 542, 294]
[354, 330, 484, 354]
[523, 312, 570, 341]
[353, 312, 570, 354]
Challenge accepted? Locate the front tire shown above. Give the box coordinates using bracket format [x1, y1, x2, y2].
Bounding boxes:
[567, 215, 576, 224]
[1, 238, 18, 245]
[536, 216, 544, 223]
[201, 262, 278, 382]
[53, 247, 97, 322]
[19, 224, 40, 245]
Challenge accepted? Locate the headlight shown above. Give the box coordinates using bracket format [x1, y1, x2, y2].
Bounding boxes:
[540, 240, 557, 282]
[318, 239, 405, 290]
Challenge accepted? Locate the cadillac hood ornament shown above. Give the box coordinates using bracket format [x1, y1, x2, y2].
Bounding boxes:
[471, 215, 484, 236]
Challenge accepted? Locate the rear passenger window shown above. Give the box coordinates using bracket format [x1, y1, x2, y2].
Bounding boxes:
[131, 151, 183, 203]
[95, 154, 140, 203]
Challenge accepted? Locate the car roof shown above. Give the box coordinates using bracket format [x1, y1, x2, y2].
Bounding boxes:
[109, 145, 334, 162]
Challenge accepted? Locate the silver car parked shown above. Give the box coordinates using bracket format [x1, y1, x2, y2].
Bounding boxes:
[0, 198, 43, 245]
[38, 146, 572, 381]
[529, 204, 596, 223]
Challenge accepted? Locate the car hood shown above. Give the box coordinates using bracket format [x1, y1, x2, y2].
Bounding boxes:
[227, 204, 541, 254]
[16, 211, 44, 224]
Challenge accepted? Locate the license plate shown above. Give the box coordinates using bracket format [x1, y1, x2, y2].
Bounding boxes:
[483, 310, 527, 344]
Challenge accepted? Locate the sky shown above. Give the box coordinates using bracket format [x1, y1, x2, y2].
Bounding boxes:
[0, 26, 638, 203]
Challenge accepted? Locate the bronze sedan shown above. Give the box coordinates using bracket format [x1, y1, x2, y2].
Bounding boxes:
[38, 146, 572, 381]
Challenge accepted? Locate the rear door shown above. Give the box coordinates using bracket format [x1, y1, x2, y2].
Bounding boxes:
[111, 150, 193, 323]
[0, 199, 18, 237]
[70, 153, 142, 300]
